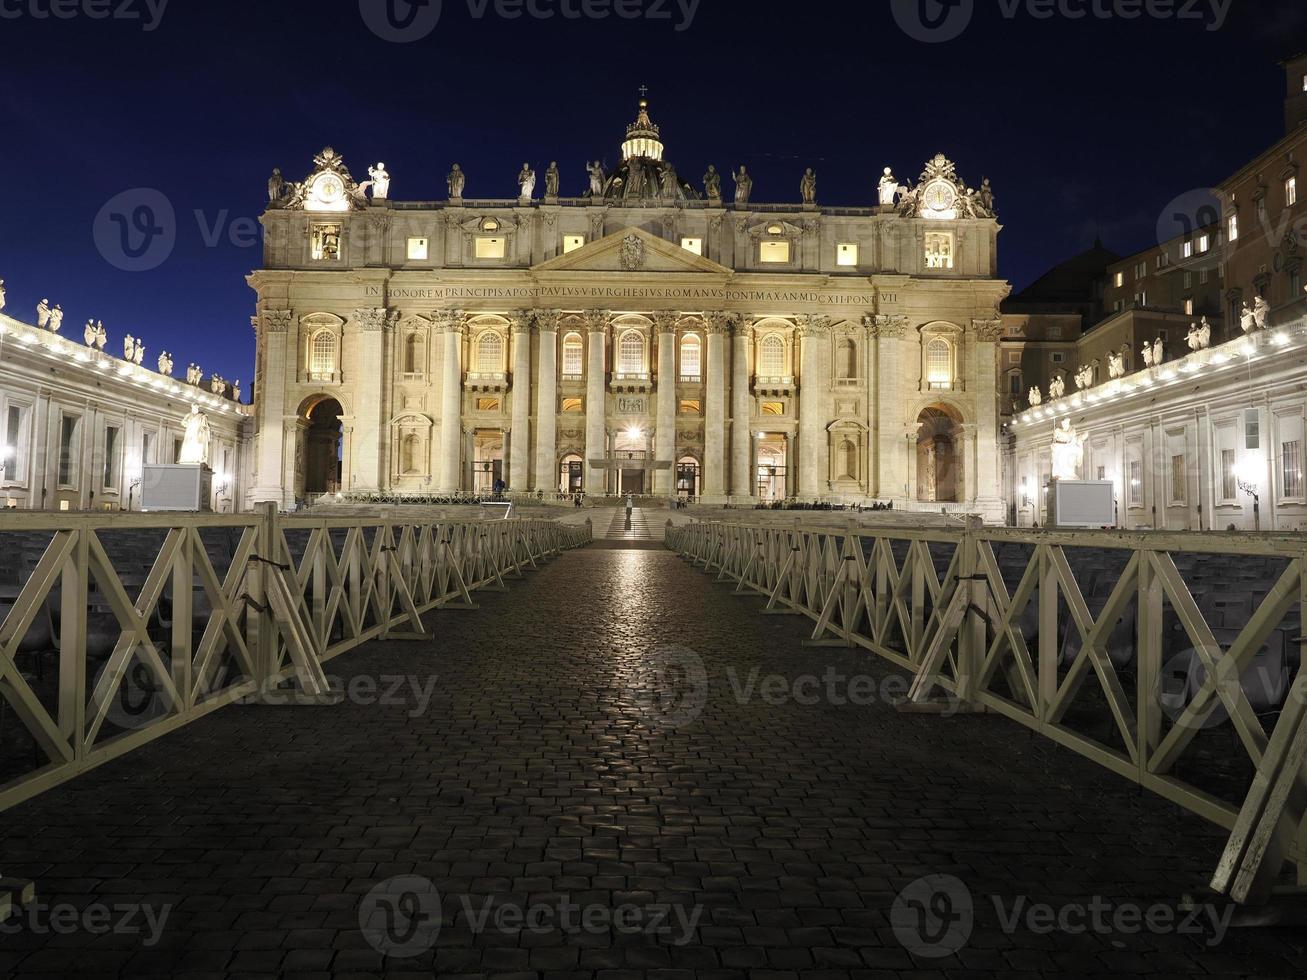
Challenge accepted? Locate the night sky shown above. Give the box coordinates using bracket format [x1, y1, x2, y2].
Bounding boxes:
[0, 0, 1302, 390]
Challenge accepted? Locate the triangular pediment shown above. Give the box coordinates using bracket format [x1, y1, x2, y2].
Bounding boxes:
[532, 225, 733, 276]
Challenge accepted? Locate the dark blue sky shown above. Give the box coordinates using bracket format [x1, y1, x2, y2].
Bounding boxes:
[0, 0, 1302, 390]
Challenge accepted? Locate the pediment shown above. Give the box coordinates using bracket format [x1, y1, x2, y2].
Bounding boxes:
[532, 225, 732, 276]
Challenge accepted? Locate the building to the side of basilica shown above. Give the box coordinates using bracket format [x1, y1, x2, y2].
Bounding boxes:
[246, 100, 1009, 520]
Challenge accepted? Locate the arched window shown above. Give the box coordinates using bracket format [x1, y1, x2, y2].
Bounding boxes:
[618, 331, 645, 375]
[926, 339, 952, 389]
[477, 332, 504, 373]
[680, 335, 701, 380]
[404, 333, 423, 374]
[562, 333, 584, 377]
[309, 330, 337, 379]
[758, 334, 785, 377]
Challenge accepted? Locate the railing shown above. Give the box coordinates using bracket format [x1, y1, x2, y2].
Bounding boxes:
[666, 518, 1307, 904]
[0, 506, 590, 812]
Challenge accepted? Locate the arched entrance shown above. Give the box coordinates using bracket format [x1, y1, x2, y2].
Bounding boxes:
[301, 396, 343, 496]
[675, 455, 701, 499]
[916, 405, 963, 503]
[559, 453, 584, 494]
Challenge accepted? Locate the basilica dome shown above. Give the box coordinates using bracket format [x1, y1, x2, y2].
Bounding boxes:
[599, 98, 700, 204]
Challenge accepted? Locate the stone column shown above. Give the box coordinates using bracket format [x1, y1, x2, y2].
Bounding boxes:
[702, 313, 732, 501]
[796, 315, 831, 499]
[653, 313, 678, 496]
[352, 307, 393, 492]
[970, 317, 1004, 521]
[871, 315, 909, 501]
[533, 310, 559, 493]
[250, 309, 293, 506]
[508, 311, 532, 492]
[730, 320, 753, 499]
[437, 311, 464, 492]
[584, 311, 609, 494]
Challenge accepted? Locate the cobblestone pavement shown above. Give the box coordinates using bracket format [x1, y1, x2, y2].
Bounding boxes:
[1, 546, 1304, 978]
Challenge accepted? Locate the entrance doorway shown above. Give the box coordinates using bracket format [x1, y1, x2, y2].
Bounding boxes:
[756, 434, 788, 501]
[676, 457, 700, 499]
[559, 453, 584, 494]
[917, 405, 963, 503]
[473, 430, 504, 493]
[614, 427, 649, 496]
[302, 397, 343, 496]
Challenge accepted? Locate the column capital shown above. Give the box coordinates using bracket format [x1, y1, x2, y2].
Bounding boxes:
[703, 311, 739, 335]
[534, 309, 562, 334]
[260, 308, 294, 333]
[794, 314, 831, 339]
[866, 313, 908, 339]
[731, 317, 753, 340]
[653, 311, 681, 335]
[434, 309, 465, 335]
[971, 317, 1004, 342]
[508, 309, 533, 335]
[583, 309, 610, 333]
[353, 307, 399, 333]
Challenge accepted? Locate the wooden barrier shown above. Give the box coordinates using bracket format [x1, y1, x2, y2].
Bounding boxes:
[667, 518, 1307, 904]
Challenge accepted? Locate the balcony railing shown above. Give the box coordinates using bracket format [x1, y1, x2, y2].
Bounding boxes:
[753, 375, 796, 395]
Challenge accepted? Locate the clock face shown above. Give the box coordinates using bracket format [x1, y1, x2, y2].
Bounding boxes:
[922, 179, 956, 214]
[306, 172, 347, 211]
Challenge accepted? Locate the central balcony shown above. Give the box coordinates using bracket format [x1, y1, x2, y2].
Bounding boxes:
[464, 372, 509, 392]
[610, 372, 653, 394]
[753, 375, 796, 396]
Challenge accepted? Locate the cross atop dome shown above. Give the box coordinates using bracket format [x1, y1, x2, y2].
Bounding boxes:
[622, 90, 664, 162]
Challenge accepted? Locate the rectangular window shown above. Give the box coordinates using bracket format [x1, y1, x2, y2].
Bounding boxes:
[1009, 373, 1022, 395]
[475, 397, 501, 412]
[1221, 448, 1237, 501]
[1183, 240, 1194, 258]
[1199, 268, 1208, 284]
[1228, 214, 1239, 241]
[57, 415, 78, 486]
[1051, 352, 1065, 364]
[1184, 298, 1194, 315]
[103, 425, 120, 490]
[475, 236, 506, 259]
[759, 241, 791, 264]
[678, 399, 701, 415]
[836, 242, 859, 267]
[1129, 460, 1142, 506]
[1097, 466, 1106, 481]
[142, 431, 155, 466]
[761, 401, 784, 416]
[1198, 234, 1210, 253]
[3, 404, 27, 482]
[1284, 440, 1303, 498]
[561, 397, 583, 413]
[562, 234, 585, 254]
[924, 232, 954, 269]
[1288, 177, 1298, 207]
[406, 237, 429, 261]
[1246, 409, 1260, 450]
[1114, 271, 1124, 288]
[310, 223, 342, 261]
[680, 237, 702, 255]
[1170, 454, 1187, 505]
[1135, 261, 1147, 278]
[1183, 271, 1193, 288]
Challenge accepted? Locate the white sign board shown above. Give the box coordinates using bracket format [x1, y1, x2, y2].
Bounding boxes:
[1050, 480, 1115, 529]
